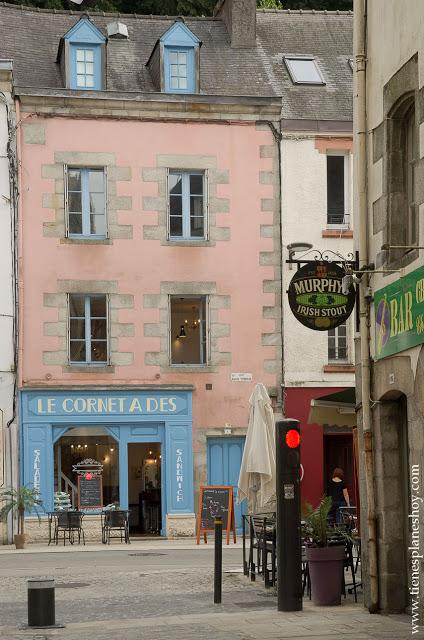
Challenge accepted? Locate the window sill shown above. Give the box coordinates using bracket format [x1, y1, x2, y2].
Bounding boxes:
[323, 364, 355, 373]
[61, 237, 112, 245]
[165, 240, 211, 247]
[322, 229, 353, 238]
[161, 365, 216, 374]
[63, 365, 115, 374]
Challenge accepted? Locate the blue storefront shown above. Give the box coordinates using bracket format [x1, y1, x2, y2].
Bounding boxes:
[20, 388, 194, 535]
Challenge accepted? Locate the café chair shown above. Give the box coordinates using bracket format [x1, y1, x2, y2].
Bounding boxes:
[54, 511, 85, 546]
[102, 509, 130, 544]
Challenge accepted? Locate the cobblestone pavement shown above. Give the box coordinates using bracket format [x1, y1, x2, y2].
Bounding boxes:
[0, 543, 418, 640]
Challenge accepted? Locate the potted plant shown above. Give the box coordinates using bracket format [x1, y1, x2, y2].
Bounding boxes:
[302, 495, 351, 606]
[0, 485, 43, 549]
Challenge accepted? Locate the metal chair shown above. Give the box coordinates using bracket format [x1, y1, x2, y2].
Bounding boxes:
[248, 514, 276, 586]
[102, 510, 130, 544]
[54, 511, 85, 546]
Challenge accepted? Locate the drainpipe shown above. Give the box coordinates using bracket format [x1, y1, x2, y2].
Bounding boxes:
[354, 0, 379, 613]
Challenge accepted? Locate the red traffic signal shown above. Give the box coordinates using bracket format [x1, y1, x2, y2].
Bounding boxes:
[285, 429, 300, 449]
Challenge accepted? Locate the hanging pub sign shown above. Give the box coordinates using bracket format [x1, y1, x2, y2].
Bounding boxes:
[288, 261, 355, 331]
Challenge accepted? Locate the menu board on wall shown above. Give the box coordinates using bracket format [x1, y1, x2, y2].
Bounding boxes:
[77, 474, 103, 510]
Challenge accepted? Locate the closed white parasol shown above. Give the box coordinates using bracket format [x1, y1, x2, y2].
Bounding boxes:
[237, 383, 276, 513]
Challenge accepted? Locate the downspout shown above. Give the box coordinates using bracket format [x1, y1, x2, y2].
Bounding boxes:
[354, 0, 379, 612]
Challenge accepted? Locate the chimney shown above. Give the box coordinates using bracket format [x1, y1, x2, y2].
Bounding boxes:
[214, 0, 256, 49]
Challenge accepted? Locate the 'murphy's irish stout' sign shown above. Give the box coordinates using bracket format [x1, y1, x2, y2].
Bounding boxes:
[288, 262, 355, 331]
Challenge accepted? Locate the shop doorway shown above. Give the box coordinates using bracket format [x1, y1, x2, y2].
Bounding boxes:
[128, 443, 161, 535]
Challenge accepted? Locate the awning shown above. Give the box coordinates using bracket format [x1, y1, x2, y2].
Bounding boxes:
[308, 388, 356, 427]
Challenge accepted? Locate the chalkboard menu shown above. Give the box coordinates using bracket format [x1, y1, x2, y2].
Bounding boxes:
[196, 486, 236, 545]
[78, 475, 103, 510]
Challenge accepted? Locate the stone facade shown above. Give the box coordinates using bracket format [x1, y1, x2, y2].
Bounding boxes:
[354, 0, 424, 615]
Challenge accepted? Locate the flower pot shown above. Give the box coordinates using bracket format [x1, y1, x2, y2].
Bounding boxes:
[14, 534, 27, 550]
[306, 544, 345, 606]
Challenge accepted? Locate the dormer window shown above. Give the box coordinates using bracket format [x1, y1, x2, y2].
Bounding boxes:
[58, 17, 106, 91]
[146, 20, 201, 95]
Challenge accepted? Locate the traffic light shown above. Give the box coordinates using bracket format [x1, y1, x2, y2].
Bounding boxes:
[276, 419, 302, 612]
[278, 421, 301, 476]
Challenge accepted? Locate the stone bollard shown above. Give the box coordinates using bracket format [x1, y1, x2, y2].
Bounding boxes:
[27, 577, 55, 627]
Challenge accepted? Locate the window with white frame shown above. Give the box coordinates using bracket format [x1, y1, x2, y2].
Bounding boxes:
[169, 50, 188, 90]
[328, 322, 348, 362]
[326, 153, 350, 227]
[170, 296, 207, 365]
[66, 167, 106, 238]
[69, 294, 108, 365]
[168, 171, 205, 240]
[75, 47, 96, 88]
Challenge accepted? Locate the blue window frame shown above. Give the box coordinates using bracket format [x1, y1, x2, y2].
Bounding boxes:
[69, 294, 108, 365]
[168, 171, 205, 240]
[70, 45, 102, 90]
[164, 47, 195, 93]
[66, 167, 106, 238]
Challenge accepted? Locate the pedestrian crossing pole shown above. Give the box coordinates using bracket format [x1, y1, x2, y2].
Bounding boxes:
[276, 419, 303, 611]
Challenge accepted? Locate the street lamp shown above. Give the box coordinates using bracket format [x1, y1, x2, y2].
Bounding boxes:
[287, 242, 313, 269]
[287, 242, 313, 260]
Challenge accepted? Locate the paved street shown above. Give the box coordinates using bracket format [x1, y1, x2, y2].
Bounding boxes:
[0, 541, 417, 640]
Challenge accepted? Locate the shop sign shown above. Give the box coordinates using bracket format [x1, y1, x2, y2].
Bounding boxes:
[29, 393, 186, 417]
[176, 448, 184, 503]
[288, 262, 355, 331]
[33, 449, 41, 494]
[374, 265, 424, 359]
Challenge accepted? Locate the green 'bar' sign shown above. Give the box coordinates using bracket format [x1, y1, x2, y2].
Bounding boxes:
[374, 265, 424, 359]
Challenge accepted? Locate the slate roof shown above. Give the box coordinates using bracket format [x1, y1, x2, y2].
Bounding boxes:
[0, 2, 353, 122]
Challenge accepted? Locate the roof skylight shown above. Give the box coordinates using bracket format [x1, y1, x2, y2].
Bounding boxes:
[284, 56, 325, 85]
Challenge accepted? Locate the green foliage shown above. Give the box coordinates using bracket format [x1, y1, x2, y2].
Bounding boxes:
[6, 0, 353, 15]
[0, 485, 43, 535]
[302, 495, 333, 547]
[257, 0, 283, 8]
[302, 495, 354, 548]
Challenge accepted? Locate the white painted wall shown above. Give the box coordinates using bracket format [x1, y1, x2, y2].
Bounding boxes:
[0, 65, 17, 543]
[281, 135, 355, 388]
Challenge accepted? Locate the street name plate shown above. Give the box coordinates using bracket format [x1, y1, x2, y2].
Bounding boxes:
[230, 373, 253, 382]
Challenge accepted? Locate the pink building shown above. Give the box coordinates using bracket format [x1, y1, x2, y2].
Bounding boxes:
[5, 1, 282, 536]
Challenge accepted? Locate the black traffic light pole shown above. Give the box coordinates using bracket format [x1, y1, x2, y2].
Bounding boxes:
[276, 419, 302, 612]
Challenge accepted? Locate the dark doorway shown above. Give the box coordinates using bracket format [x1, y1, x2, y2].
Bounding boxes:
[323, 433, 354, 500]
[128, 443, 161, 535]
